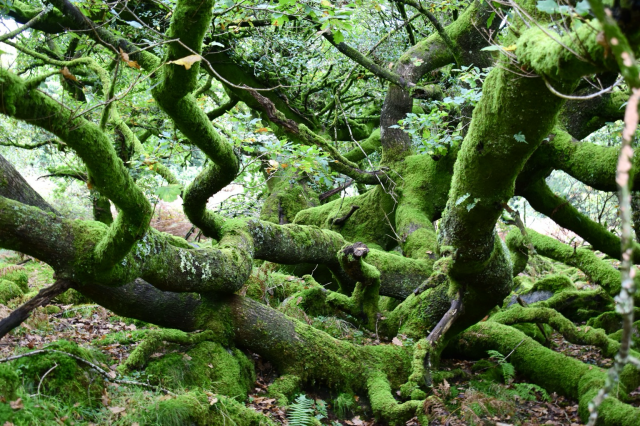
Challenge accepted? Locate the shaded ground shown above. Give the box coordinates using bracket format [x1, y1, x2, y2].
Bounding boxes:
[0, 249, 624, 425]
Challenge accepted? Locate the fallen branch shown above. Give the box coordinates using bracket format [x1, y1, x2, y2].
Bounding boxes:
[0, 279, 71, 340]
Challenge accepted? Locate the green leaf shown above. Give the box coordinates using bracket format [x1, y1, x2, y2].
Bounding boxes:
[536, 0, 559, 14]
[514, 132, 527, 143]
[480, 45, 503, 51]
[332, 30, 344, 44]
[486, 11, 495, 28]
[575, 0, 590, 15]
[154, 184, 181, 202]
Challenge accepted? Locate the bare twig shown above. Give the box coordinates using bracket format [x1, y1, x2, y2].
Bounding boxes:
[0, 349, 175, 395]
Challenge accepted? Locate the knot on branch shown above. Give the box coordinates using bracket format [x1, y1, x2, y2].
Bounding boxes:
[246, 87, 299, 134]
[342, 241, 369, 259]
[410, 85, 443, 101]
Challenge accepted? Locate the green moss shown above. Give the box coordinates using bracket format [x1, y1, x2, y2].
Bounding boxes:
[54, 288, 92, 305]
[145, 341, 255, 398]
[513, 275, 534, 292]
[525, 228, 621, 296]
[0, 268, 28, 292]
[11, 340, 106, 406]
[268, 374, 301, 406]
[505, 228, 529, 276]
[294, 186, 397, 250]
[143, 391, 272, 426]
[510, 323, 550, 344]
[530, 274, 575, 293]
[260, 172, 319, 225]
[367, 371, 422, 425]
[44, 305, 60, 314]
[0, 279, 23, 304]
[120, 329, 221, 372]
[0, 363, 19, 401]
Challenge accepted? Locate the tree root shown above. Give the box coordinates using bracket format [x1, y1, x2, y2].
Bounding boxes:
[491, 306, 640, 361]
[120, 329, 218, 372]
[367, 371, 425, 426]
[448, 322, 640, 425]
[533, 288, 614, 322]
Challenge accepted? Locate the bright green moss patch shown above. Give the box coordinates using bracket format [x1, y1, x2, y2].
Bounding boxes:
[268, 374, 301, 405]
[145, 341, 255, 398]
[0, 267, 28, 292]
[0, 363, 19, 401]
[11, 340, 107, 406]
[530, 274, 575, 293]
[0, 279, 23, 304]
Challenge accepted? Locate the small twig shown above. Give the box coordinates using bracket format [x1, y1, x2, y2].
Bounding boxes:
[544, 76, 623, 100]
[0, 349, 175, 395]
[503, 338, 526, 361]
[37, 363, 58, 396]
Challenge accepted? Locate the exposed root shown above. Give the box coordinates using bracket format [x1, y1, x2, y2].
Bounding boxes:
[120, 329, 218, 372]
[448, 321, 640, 425]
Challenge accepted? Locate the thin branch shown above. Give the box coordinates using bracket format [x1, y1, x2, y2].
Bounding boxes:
[0, 279, 71, 340]
[0, 5, 52, 43]
[0, 349, 174, 395]
[544, 76, 623, 100]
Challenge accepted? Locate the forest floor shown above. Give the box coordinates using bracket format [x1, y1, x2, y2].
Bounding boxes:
[0, 248, 631, 425]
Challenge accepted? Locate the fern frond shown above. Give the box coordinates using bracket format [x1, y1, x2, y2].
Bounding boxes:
[501, 362, 515, 382]
[513, 382, 550, 402]
[287, 394, 315, 426]
[0, 265, 24, 278]
[487, 350, 506, 362]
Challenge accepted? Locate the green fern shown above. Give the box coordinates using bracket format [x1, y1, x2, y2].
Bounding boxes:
[513, 382, 550, 402]
[487, 350, 515, 383]
[288, 394, 315, 426]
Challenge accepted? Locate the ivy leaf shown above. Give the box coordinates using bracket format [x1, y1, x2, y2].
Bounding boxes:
[167, 55, 202, 70]
[155, 184, 181, 202]
[514, 132, 527, 143]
